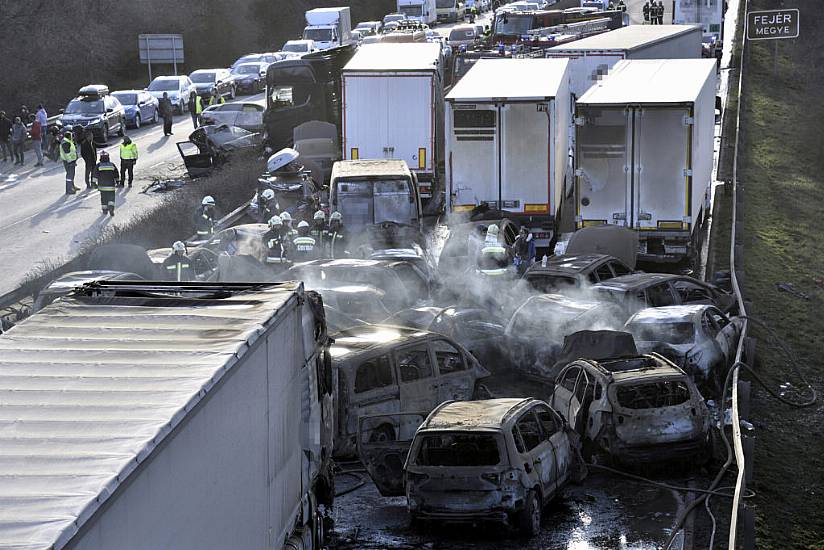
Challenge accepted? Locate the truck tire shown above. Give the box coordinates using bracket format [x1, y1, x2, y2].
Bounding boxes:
[516, 489, 542, 537]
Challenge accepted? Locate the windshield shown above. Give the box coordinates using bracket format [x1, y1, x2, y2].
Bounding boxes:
[628, 321, 695, 345]
[111, 93, 137, 105]
[190, 72, 216, 83]
[232, 64, 260, 75]
[148, 79, 179, 91]
[449, 28, 476, 40]
[437, 0, 456, 8]
[303, 28, 333, 42]
[334, 178, 416, 230]
[494, 13, 535, 35]
[64, 99, 104, 115]
[283, 42, 308, 52]
[414, 433, 502, 466]
[400, 5, 423, 16]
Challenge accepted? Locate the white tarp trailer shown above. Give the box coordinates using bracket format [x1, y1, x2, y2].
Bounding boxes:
[0, 281, 333, 550]
[342, 43, 444, 203]
[574, 58, 717, 263]
[445, 58, 571, 250]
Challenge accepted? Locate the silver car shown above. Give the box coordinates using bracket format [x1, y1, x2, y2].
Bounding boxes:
[199, 102, 264, 132]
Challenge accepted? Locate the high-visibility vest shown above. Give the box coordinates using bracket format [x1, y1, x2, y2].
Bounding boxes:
[293, 235, 316, 256]
[208, 95, 225, 106]
[120, 142, 138, 160]
[96, 162, 118, 191]
[479, 245, 509, 276]
[266, 238, 291, 264]
[195, 96, 203, 114]
[165, 258, 192, 281]
[59, 138, 77, 162]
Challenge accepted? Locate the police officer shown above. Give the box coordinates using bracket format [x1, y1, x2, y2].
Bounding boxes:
[325, 211, 347, 259]
[208, 89, 225, 107]
[258, 188, 277, 222]
[292, 220, 318, 262]
[59, 126, 80, 195]
[94, 150, 119, 216]
[194, 196, 216, 238]
[263, 215, 292, 271]
[118, 136, 138, 187]
[162, 241, 195, 281]
[310, 210, 327, 244]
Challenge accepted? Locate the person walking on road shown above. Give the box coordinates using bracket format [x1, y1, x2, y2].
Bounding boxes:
[78, 129, 97, 189]
[11, 117, 26, 166]
[59, 127, 80, 194]
[159, 92, 174, 136]
[194, 196, 217, 238]
[188, 92, 203, 128]
[0, 112, 11, 162]
[94, 150, 119, 217]
[30, 118, 44, 167]
[163, 241, 195, 281]
[36, 104, 48, 149]
[118, 136, 138, 187]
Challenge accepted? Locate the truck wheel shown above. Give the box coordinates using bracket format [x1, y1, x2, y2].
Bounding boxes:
[117, 118, 125, 137]
[516, 490, 541, 537]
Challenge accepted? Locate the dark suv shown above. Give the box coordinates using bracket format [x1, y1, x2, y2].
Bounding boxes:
[59, 85, 125, 143]
[189, 69, 236, 101]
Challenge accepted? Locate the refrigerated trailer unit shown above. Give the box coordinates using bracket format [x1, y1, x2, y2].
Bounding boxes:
[342, 43, 444, 203]
[0, 281, 334, 550]
[574, 59, 717, 263]
[546, 24, 703, 99]
[446, 58, 570, 250]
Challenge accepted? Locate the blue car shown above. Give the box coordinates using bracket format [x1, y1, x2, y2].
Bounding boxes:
[111, 90, 159, 129]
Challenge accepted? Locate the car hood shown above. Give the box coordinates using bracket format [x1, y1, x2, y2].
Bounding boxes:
[194, 83, 215, 92]
[61, 114, 103, 123]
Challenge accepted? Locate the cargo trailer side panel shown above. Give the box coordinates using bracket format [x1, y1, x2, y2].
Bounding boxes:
[546, 50, 625, 100]
[69, 305, 307, 550]
[447, 104, 498, 211]
[692, 67, 716, 232]
[553, 71, 570, 218]
[631, 26, 703, 59]
[501, 102, 550, 214]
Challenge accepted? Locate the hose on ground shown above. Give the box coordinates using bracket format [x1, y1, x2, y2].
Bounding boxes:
[335, 471, 367, 497]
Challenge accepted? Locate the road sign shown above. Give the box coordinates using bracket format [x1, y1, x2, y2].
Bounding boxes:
[746, 9, 799, 40]
[138, 34, 184, 80]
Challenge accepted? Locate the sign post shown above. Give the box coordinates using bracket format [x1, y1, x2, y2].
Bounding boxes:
[138, 34, 185, 82]
[745, 8, 799, 40]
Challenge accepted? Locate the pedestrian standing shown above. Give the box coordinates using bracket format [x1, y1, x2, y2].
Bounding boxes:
[162, 241, 195, 281]
[30, 119, 44, 167]
[656, 1, 663, 24]
[10, 117, 26, 166]
[18, 105, 31, 124]
[643, 1, 650, 23]
[0, 112, 11, 162]
[118, 136, 138, 187]
[511, 226, 536, 276]
[79, 129, 97, 189]
[59, 127, 80, 194]
[36, 104, 48, 149]
[188, 92, 201, 128]
[94, 151, 119, 216]
[208, 89, 225, 107]
[160, 92, 174, 136]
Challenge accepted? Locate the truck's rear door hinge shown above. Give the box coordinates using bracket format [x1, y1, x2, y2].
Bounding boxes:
[683, 116, 695, 126]
[683, 168, 693, 177]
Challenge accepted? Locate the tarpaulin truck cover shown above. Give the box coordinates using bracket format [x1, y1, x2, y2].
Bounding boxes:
[0, 281, 326, 550]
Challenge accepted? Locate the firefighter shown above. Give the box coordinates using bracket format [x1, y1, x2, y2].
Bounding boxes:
[657, 1, 665, 24]
[258, 188, 277, 222]
[643, 0, 651, 23]
[477, 224, 511, 277]
[325, 211, 347, 259]
[280, 211, 297, 239]
[292, 220, 318, 262]
[162, 241, 195, 281]
[511, 226, 536, 276]
[94, 150, 119, 216]
[194, 196, 216, 238]
[310, 209, 328, 243]
[617, 0, 626, 12]
[263, 215, 292, 271]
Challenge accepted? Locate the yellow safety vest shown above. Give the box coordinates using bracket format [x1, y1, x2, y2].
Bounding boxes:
[195, 96, 204, 114]
[59, 138, 77, 162]
[479, 245, 509, 276]
[119, 142, 138, 160]
[208, 95, 225, 106]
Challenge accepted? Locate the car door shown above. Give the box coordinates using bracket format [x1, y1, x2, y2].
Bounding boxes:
[513, 408, 556, 498]
[348, 353, 400, 441]
[357, 411, 427, 497]
[672, 278, 715, 306]
[551, 365, 581, 425]
[394, 342, 439, 413]
[535, 404, 572, 490]
[431, 338, 474, 402]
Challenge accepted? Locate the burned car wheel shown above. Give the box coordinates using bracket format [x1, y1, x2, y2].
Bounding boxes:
[516, 490, 542, 537]
[368, 424, 396, 444]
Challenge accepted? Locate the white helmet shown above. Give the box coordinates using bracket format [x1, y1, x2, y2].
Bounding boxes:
[280, 211, 292, 223]
[313, 210, 326, 221]
[172, 241, 186, 253]
[202, 196, 215, 206]
[487, 224, 500, 237]
[261, 189, 275, 201]
[330, 211, 342, 221]
[297, 220, 310, 229]
[268, 215, 283, 228]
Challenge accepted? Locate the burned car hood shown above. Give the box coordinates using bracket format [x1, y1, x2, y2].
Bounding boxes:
[189, 124, 261, 152]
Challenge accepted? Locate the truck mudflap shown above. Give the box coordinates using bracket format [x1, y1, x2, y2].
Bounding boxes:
[357, 412, 427, 497]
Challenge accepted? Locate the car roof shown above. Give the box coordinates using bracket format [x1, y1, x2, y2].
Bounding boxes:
[190, 68, 224, 74]
[112, 89, 146, 95]
[517, 293, 601, 314]
[329, 324, 434, 358]
[627, 305, 711, 324]
[525, 253, 616, 275]
[420, 398, 537, 431]
[577, 354, 686, 381]
[593, 272, 681, 291]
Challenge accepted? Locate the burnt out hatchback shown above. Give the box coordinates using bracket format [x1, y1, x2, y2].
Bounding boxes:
[404, 398, 581, 537]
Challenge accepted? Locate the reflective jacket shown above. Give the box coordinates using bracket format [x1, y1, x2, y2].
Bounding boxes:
[95, 161, 119, 191]
[264, 229, 291, 265]
[292, 234, 317, 261]
[162, 254, 195, 281]
[208, 95, 225, 106]
[194, 205, 215, 237]
[324, 228, 347, 259]
[119, 142, 138, 160]
[59, 138, 78, 162]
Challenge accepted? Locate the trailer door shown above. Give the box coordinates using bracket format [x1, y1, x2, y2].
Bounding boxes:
[633, 108, 691, 231]
[343, 75, 386, 161]
[576, 107, 631, 228]
[385, 74, 433, 172]
[449, 106, 498, 211]
[501, 102, 550, 214]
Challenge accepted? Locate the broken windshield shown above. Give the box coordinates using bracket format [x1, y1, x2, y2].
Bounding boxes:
[614, 380, 691, 409]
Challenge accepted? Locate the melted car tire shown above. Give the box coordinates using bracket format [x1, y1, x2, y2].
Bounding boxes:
[517, 490, 541, 537]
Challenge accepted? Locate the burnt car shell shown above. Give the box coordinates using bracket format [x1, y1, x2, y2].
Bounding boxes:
[521, 253, 633, 294]
[177, 124, 262, 177]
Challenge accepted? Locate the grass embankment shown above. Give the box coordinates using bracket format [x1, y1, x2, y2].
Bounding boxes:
[735, 1, 824, 547]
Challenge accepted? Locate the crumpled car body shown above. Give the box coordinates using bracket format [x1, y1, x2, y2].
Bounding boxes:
[550, 354, 710, 463]
[177, 124, 262, 177]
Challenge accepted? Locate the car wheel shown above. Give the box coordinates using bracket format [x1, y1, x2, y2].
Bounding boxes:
[179, 100, 185, 115]
[152, 109, 158, 124]
[134, 114, 141, 129]
[102, 124, 109, 143]
[368, 424, 396, 443]
[117, 118, 125, 137]
[516, 490, 541, 537]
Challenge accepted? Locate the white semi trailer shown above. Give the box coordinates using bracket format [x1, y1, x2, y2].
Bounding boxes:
[574, 58, 717, 263]
[342, 43, 444, 204]
[0, 281, 334, 550]
[445, 58, 571, 251]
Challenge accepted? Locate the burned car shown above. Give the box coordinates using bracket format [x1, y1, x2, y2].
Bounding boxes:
[521, 254, 633, 294]
[504, 294, 625, 377]
[550, 353, 711, 463]
[330, 325, 490, 457]
[312, 285, 392, 324]
[402, 398, 580, 536]
[177, 124, 262, 177]
[624, 305, 743, 395]
[249, 148, 323, 223]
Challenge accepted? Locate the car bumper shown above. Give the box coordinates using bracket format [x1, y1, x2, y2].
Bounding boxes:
[409, 492, 522, 524]
[235, 82, 259, 92]
[605, 436, 707, 462]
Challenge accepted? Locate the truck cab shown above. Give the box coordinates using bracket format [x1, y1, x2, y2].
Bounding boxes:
[304, 7, 353, 50]
[398, 0, 438, 25]
[437, 0, 466, 23]
[330, 159, 422, 234]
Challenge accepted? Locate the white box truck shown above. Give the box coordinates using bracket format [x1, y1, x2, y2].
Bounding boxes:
[304, 7, 353, 51]
[546, 25, 704, 99]
[398, 0, 437, 25]
[342, 43, 444, 203]
[436, 0, 466, 23]
[574, 59, 717, 263]
[0, 281, 334, 550]
[445, 58, 571, 250]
